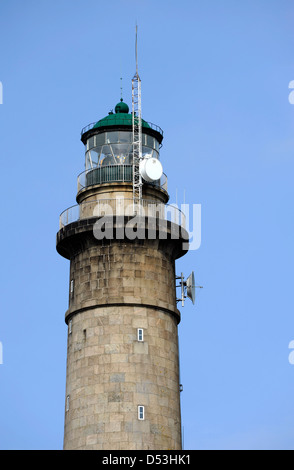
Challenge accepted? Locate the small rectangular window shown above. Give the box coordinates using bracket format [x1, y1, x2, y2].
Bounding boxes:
[137, 328, 144, 342]
[68, 319, 72, 335]
[66, 395, 70, 412]
[70, 280, 74, 293]
[138, 405, 144, 420]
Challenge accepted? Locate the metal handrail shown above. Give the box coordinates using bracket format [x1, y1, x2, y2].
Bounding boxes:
[77, 165, 168, 193]
[81, 120, 163, 137]
[81, 122, 96, 135]
[59, 198, 185, 231]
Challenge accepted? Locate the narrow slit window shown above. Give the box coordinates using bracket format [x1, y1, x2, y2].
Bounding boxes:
[70, 280, 74, 293]
[138, 405, 144, 420]
[66, 395, 70, 412]
[137, 328, 144, 342]
[68, 319, 72, 335]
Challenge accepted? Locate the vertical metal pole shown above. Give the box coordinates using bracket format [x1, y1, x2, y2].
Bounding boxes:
[132, 25, 143, 215]
[181, 272, 185, 307]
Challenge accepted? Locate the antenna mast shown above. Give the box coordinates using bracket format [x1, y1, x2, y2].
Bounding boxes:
[132, 25, 143, 210]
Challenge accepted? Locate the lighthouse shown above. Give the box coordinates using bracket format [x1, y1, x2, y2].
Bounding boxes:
[56, 77, 190, 449]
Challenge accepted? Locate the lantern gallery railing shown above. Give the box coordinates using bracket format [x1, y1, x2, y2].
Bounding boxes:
[59, 198, 186, 233]
[77, 165, 168, 193]
[81, 120, 163, 137]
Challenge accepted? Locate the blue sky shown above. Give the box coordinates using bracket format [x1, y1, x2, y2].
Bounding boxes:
[1, 0, 294, 450]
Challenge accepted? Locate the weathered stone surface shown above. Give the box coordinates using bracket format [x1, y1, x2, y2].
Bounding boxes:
[65, 240, 180, 323]
[63, 304, 182, 450]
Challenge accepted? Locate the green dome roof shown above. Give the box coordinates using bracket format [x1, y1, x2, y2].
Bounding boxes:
[115, 99, 129, 114]
[80, 99, 163, 145]
[93, 100, 150, 130]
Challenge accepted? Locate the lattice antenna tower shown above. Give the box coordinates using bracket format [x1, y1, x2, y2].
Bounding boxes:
[132, 25, 143, 209]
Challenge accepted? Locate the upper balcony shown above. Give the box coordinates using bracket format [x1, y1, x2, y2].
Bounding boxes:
[57, 198, 189, 262]
[59, 198, 186, 231]
[77, 165, 168, 195]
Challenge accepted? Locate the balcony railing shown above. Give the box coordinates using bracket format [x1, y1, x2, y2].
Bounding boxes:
[77, 165, 168, 194]
[81, 120, 163, 137]
[59, 198, 186, 231]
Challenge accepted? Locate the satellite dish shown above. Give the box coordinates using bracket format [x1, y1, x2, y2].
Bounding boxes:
[176, 271, 202, 306]
[139, 157, 163, 182]
[186, 271, 195, 305]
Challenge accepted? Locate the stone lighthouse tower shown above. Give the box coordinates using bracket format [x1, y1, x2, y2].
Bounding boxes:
[56, 88, 189, 450]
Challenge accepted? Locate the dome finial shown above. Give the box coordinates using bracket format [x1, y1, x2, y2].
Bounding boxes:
[115, 100, 129, 114]
[120, 77, 123, 102]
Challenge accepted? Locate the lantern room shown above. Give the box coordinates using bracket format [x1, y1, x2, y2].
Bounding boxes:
[78, 99, 166, 193]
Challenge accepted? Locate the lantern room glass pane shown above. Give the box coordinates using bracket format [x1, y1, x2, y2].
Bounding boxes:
[142, 146, 159, 159]
[96, 133, 105, 145]
[106, 131, 119, 144]
[86, 149, 99, 169]
[96, 143, 133, 166]
[146, 135, 154, 148]
[119, 131, 132, 143]
[87, 136, 95, 150]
